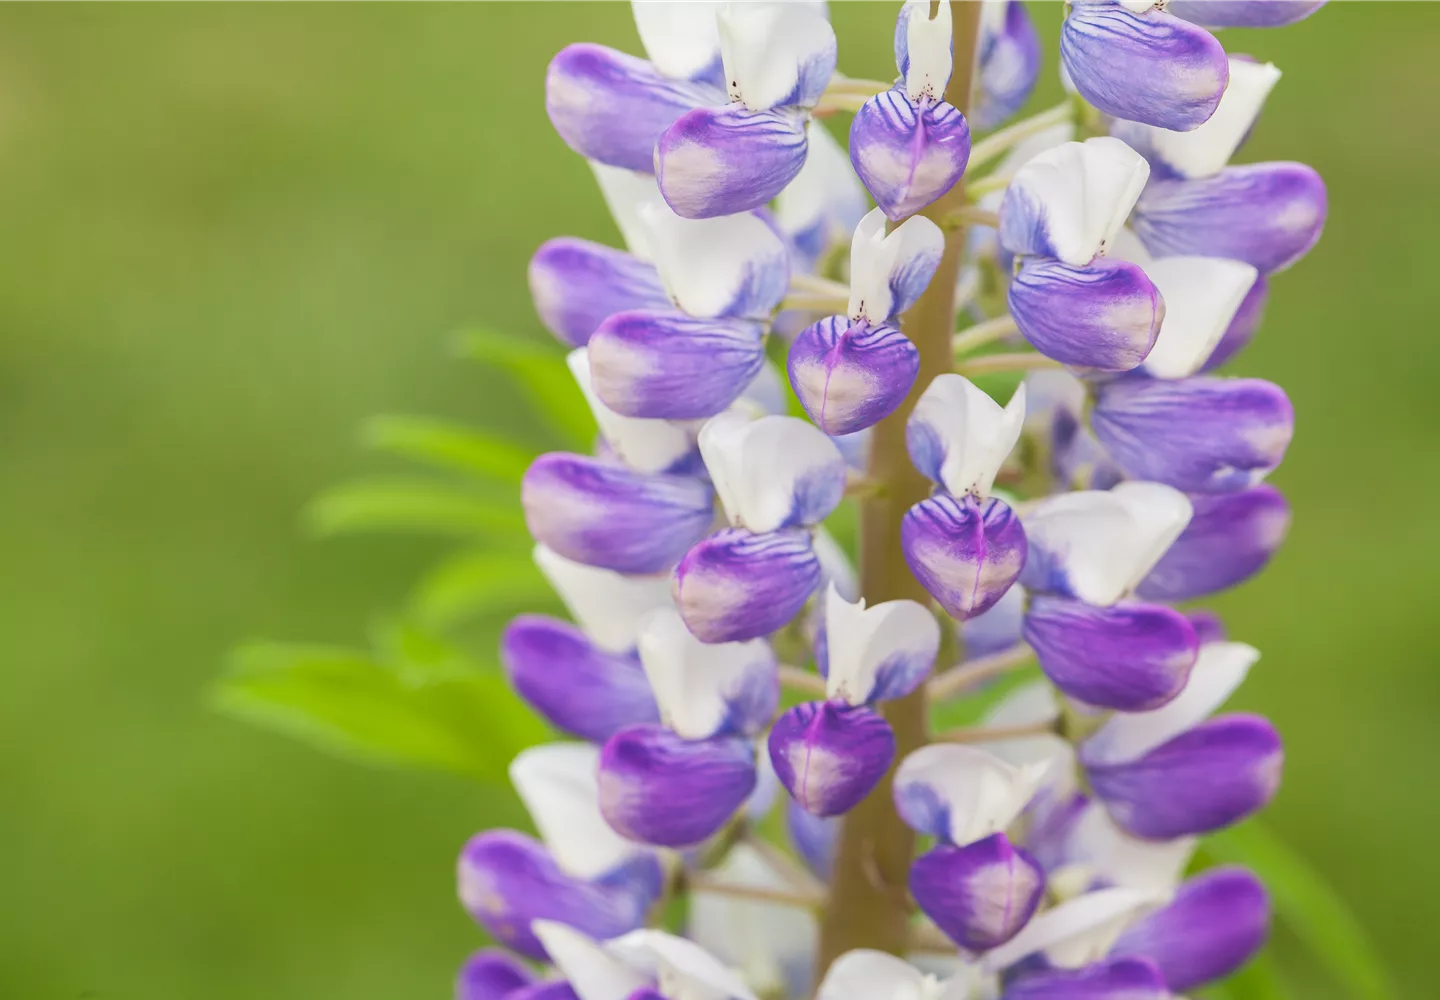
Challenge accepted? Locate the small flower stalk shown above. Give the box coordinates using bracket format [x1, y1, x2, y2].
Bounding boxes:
[460, 2, 1328, 998]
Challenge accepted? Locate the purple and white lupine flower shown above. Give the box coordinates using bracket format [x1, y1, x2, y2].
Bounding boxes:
[971, 0, 1042, 131]
[534, 920, 761, 1000]
[850, 0, 973, 220]
[788, 209, 943, 434]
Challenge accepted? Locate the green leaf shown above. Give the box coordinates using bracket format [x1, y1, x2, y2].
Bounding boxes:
[410, 548, 559, 629]
[369, 616, 483, 683]
[362, 414, 535, 484]
[213, 642, 549, 782]
[455, 328, 596, 448]
[306, 477, 525, 538]
[1206, 821, 1394, 1000]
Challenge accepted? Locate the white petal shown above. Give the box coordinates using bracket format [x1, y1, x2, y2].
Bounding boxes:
[639, 201, 789, 319]
[609, 929, 760, 1000]
[824, 585, 940, 705]
[848, 209, 946, 323]
[717, 2, 836, 111]
[776, 121, 869, 252]
[1116, 59, 1282, 180]
[638, 608, 776, 740]
[911, 375, 1026, 497]
[738, 360, 789, 416]
[1139, 257, 1259, 379]
[534, 541, 674, 652]
[1064, 801, 1196, 897]
[689, 844, 818, 998]
[816, 950, 929, 1000]
[1020, 368, 1087, 433]
[1003, 136, 1150, 266]
[979, 681, 1076, 795]
[813, 525, 859, 601]
[996, 121, 1078, 178]
[698, 410, 846, 533]
[567, 349, 696, 473]
[535, 923, 649, 1000]
[591, 161, 666, 261]
[509, 743, 644, 879]
[895, 744, 1049, 846]
[631, 1, 725, 80]
[981, 887, 1157, 972]
[903, 0, 953, 103]
[1083, 641, 1260, 766]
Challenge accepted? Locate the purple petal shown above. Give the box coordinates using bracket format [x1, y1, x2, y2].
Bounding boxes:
[1092, 376, 1294, 493]
[522, 454, 717, 575]
[1110, 867, 1270, 991]
[673, 528, 821, 643]
[1133, 163, 1328, 274]
[1202, 275, 1268, 371]
[529, 239, 671, 349]
[901, 493, 1028, 621]
[786, 796, 839, 880]
[501, 615, 661, 743]
[1008, 257, 1162, 372]
[1086, 714, 1283, 839]
[1169, 0, 1327, 28]
[973, 1, 1042, 130]
[1004, 956, 1168, 1000]
[1024, 595, 1198, 711]
[656, 105, 809, 219]
[456, 950, 532, 1000]
[588, 311, 766, 420]
[1137, 485, 1290, 602]
[545, 44, 716, 173]
[1061, 2, 1229, 131]
[788, 316, 920, 435]
[457, 831, 660, 960]
[768, 701, 896, 817]
[598, 725, 757, 847]
[512, 985, 581, 1000]
[910, 834, 1046, 951]
[1187, 609, 1228, 646]
[849, 90, 971, 221]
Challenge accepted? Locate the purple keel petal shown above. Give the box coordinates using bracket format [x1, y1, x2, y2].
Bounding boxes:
[1110, 867, 1270, 991]
[673, 528, 821, 643]
[1024, 595, 1198, 711]
[902, 493, 1028, 621]
[1169, 0, 1327, 28]
[849, 89, 971, 221]
[1137, 485, 1290, 602]
[1008, 257, 1162, 372]
[656, 105, 809, 219]
[523, 454, 717, 575]
[1086, 714, 1283, 839]
[458, 831, 659, 960]
[1133, 163, 1329, 274]
[599, 725, 757, 847]
[788, 316, 920, 435]
[1187, 609, 1228, 646]
[973, 1, 1042, 131]
[1202, 275, 1268, 371]
[501, 615, 661, 743]
[910, 834, 1046, 951]
[1091, 376, 1294, 493]
[769, 701, 897, 817]
[588, 311, 766, 420]
[529, 238, 671, 349]
[456, 950, 532, 1000]
[1004, 956, 1169, 1000]
[786, 796, 839, 880]
[546, 44, 715, 173]
[512, 984, 580, 1000]
[1061, 2, 1229, 131]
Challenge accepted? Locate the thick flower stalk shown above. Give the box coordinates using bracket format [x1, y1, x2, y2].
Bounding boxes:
[459, 2, 1328, 998]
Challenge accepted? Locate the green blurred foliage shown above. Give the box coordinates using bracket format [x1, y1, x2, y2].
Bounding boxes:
[0, 4, 1435, 999]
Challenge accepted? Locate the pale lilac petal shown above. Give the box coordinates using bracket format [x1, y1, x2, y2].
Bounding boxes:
[502, 616, 661, 743]
[1138, 485, 1290, 601]
[1060, 2, 1229, 132]
[1132, 162, 1328, 274]
[1008, 257, 1161, 372]
[546, 44, 716, 172]
[1004, 957, 1168, 1000]
[1024, 595, 1198, 711]
[530, 238, 670, 348]
[907, 374, 1026, 497]
[1202, 274, 1267, 371]
[717, 2, 837, 110]
[788, 316, 920, 435]
[823, 584, 940, 705]
[1087, 714, 1283, 839]
[639, 203, 791, 318]
[673, 528, 821, 643]
[699, 411, 847, 532]
[768, 701, 897, 817]
[598, 726, 757, 846]
[910, 834, 1046, 951]
[1169, 0, 1326, 28]
[849, 89, 971, 221]
[1050, 406, 1124, 491]
[589, 311, 766, 419]
[656, 106, 810, 219]
[848, 208, 946, 321]
[1109, 867, 1270, 991]
[787, 797, 838, 879]
[637, 608, 777, 740]
[973, 1, 1042, 130]
[456, 951, 532, 1000]
[901, 493, 1028, 621]
[962, 581, 1027, 659]
[1091, 376, 1295, 493]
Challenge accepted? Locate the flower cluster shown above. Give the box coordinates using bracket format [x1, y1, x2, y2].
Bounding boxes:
[460, 2, 1327, 999]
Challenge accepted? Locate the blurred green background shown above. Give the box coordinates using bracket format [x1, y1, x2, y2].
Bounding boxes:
[0, 3, 1433, 998]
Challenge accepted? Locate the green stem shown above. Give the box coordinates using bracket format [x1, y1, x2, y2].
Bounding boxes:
[926, 643, 1035, 703]
[965, 99, 1075, 174]
[956, 350, 1061, 376]
[936, 717, 1060, 744]
[953, 314, 1019, 356]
